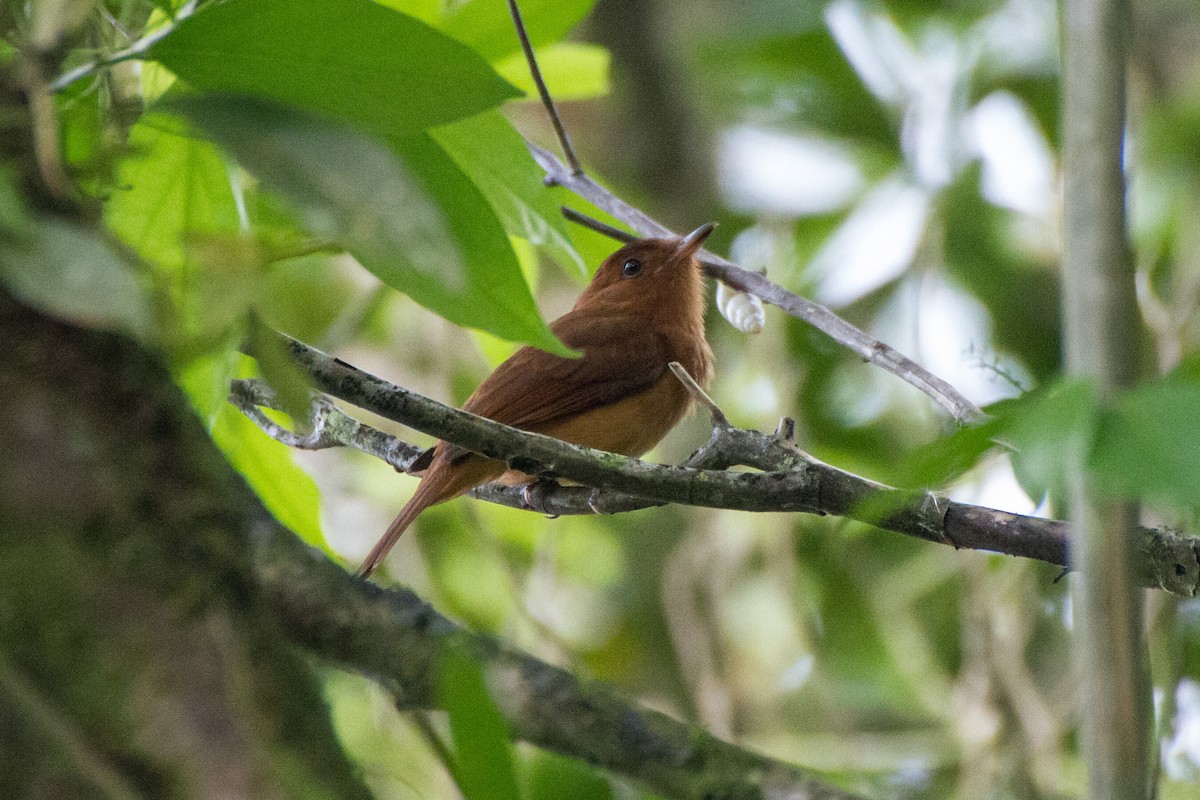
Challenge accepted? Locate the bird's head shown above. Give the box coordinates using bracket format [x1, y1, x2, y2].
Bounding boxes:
[574, 223, 716, 313]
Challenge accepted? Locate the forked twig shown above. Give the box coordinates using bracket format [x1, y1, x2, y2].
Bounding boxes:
[50, 0, 198, 92]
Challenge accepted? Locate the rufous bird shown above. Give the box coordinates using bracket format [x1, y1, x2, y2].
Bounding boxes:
[358, 223, 717, 578]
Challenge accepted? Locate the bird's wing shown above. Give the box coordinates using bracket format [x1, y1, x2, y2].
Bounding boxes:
[464, 309, 671, 431]
[417, 310, 670, 467]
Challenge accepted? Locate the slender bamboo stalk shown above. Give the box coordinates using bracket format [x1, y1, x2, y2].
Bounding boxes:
[1061, 0, 1151, 796]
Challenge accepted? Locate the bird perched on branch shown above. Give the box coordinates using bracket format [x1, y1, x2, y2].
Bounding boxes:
[358, 223, 716, 578]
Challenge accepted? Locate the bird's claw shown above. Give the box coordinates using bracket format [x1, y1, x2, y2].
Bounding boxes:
[522, 479, 560, 519]
[587, 488, 609, 515]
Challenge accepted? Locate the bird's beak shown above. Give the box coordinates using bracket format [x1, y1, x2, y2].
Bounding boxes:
[674, 222, 717, 260]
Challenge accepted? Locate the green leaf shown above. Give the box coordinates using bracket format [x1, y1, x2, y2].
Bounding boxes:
[104, 112, 247, 340]
[104, 112, 236, 267]
[390, 132, 572, 354]
[1001, 379, 1097, 508]
[442, 0, 599, 60]
[439, 648, 522, 800]
[527, 752, 612, 800]
[148, 0, 521, 138]
[169, 94, 569, 354]
[432, 110, 584, 272]
[0, 216, 152, 339]
[210, 379, 327, 552]
[888, 414, 1007, 490]
[1091, 379, 1200, 509]
[494, 42, 611, 101]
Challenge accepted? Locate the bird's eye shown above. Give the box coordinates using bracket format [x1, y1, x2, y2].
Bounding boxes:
[622, 258, 642, 277]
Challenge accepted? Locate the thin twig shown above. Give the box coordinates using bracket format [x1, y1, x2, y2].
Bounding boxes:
[668, 361, 727, 427]
[49, 0, 198, 93]
[562, 206, 636, 243]
[505, 0, 583, 175]
[556, 198, 986, 424]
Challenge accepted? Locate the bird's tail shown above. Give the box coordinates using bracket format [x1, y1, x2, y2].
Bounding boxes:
[357, 478, 441, 578]
[357, 452, 506, 578]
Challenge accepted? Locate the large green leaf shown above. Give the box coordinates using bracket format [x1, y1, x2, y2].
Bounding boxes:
[105, 114, 238, 270]
[432, 110, 583, 272]
[169, 94, 567, 353]
[147, 0, 521, 138]
[0, 166, 149, 339]
[391, 131, 571, 353]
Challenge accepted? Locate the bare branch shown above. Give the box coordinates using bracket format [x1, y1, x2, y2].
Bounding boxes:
[231, 379, 424, 472]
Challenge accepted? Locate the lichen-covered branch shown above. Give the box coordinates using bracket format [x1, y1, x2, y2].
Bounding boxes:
[0, 291, 373, 800]
[243, 336, 1200, 596]
[6, 288, 864, 800]
[256, 527, 866, 800]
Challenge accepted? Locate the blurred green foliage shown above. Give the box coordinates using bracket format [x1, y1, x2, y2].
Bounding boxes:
[6, 0, 1200, 798]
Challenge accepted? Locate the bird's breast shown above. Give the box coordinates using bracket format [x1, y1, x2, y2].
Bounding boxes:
[537, 370, 695, 459]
